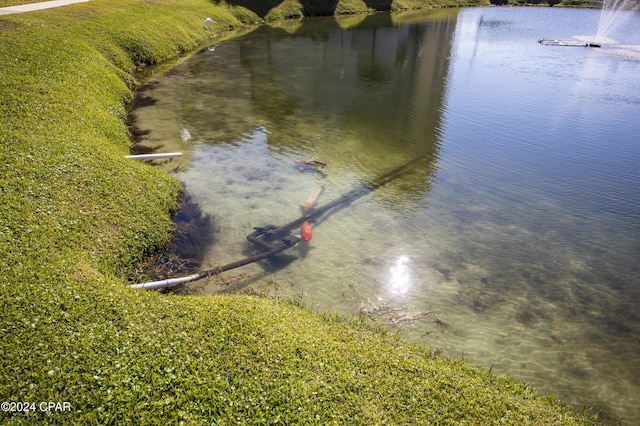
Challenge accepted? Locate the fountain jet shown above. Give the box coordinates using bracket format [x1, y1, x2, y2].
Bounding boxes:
[596, 0, 640, 44]
[539, 0, 638, 49]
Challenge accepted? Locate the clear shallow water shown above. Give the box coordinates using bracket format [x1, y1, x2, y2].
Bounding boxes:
[130, 7, 640, 423]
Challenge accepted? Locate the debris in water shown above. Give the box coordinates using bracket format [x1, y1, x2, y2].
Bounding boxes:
[180, 127, 191, 142]
[294, 159, 327, 172]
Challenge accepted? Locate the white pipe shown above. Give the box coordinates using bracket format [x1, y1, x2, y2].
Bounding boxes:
[125, 152, 182, 160]
[130, 274, 200, 290]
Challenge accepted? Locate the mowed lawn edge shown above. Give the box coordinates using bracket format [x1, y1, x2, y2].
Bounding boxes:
[0, 0, 600, 424]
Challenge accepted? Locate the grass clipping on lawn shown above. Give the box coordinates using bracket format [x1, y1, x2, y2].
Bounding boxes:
[0, 0, 597, 424]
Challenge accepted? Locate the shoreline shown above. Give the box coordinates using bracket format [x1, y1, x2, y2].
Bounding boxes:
[0, 0, 603, 423]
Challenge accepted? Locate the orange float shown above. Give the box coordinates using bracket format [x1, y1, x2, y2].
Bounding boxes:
[300, 221, 312, 241]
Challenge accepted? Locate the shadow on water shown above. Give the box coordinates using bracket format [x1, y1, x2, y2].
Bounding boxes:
[222, 10, 450, 182]
[127, 86, 164, 155]
[145, 190, 218, 285]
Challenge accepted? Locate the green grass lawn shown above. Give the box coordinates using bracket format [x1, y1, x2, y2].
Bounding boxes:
[0, 0, 600, 423]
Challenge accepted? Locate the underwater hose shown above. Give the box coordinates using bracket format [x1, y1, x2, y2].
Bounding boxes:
[132, 154, 432, 290]
[131, 237, 300, 289]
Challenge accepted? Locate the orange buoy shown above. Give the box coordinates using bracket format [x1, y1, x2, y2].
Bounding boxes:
[300, 221, 312, 241]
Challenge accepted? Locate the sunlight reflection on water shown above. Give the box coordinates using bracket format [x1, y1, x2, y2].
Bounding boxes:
[388, 255, 412, 295]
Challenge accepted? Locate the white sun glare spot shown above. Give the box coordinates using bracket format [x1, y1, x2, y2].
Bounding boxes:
[389, 255, 411, 295]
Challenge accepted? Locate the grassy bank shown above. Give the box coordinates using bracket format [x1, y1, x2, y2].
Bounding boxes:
[1, 0, 599, 423]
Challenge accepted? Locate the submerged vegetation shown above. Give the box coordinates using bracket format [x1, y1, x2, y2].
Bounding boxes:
[0, 0, 601, 423]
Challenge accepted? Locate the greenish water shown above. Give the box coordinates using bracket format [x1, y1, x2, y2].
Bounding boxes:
[130, 7, 640, 423]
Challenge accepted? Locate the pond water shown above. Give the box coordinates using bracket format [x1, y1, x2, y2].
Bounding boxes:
[130, 7, 640, 423]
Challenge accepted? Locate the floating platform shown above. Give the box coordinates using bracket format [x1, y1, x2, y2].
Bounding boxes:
[538, 39, 601, 48]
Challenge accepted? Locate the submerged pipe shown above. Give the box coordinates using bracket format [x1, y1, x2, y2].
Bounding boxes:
[132, 237, 300, 290]
[132, 154, 431, 290]
[270, 154, 432, 235]
[125, 152, 183, 160]
[130, 274, 201, 290]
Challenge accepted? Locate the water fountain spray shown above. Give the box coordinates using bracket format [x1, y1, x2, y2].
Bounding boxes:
[539, 0, 639, 49]
[595, 0, 640, 44]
